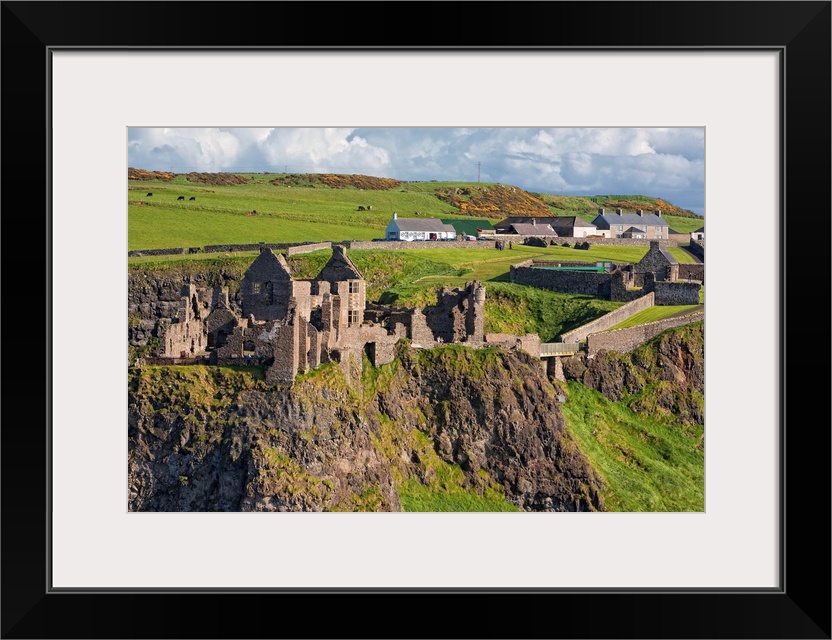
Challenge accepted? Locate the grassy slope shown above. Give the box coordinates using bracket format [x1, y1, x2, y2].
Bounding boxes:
[610, 305, 702, 329]
[559, 381, 704, 511]
[129, 174, 704, 249]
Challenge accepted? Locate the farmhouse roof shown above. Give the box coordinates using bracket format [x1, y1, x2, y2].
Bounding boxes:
[550, 216, 596, 228]
[394, 217, 457, 233]
[593, 212, 669, 227]
[509, 223, 558, 236]
[495, 216, 556, 230]
[624, 226, 647, 234]
[694, 226, 705, 233]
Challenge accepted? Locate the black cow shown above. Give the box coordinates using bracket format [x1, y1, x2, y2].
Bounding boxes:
[177, 196, 185, 201]
[189, 197, 196, 201]
[146, 192, 153, 197]
[357, 206, 366, 211]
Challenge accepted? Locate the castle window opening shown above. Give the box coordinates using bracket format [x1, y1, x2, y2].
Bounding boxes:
[349, 281, 359, 294]
[348, 310, 360, 327]
[252, 282, 260, 294]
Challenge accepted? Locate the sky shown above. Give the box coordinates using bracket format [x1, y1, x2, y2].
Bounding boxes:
[128, 127, 705, 215]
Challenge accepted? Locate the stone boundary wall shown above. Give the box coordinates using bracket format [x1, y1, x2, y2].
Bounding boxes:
[483, 235, 683, 247]
[286, 242, 332, 256]
[346, 240, 496, 251]
[130, 234, 701, 257]
[128, 247, 187, 257]
[203, 243, 290, 254]
[586, 311, 704, 355]
[560, 292, 655, 343]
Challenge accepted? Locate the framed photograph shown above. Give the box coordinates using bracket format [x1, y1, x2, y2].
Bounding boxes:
[3, 2, 829, 638]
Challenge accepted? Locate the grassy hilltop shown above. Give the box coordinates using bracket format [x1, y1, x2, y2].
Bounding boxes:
[128, 170, 704, 250]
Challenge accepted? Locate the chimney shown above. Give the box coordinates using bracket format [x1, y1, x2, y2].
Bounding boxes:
[636, 209, 643, 216]
[392, 212, 397, 220]
[259, 243, 268, 254]
[615, 208, 623, 215]
[532, 219, 537, 226]
[598, 208, 605, 215]
[654, 209, 662, 217]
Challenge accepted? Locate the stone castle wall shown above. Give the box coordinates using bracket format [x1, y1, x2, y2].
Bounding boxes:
[586, 313, 704, 355]
[510, 262, 616, 297]
[688, 239, 705, 260]
[654, 282, 701, 305]
[560, 293, 655, 343]
[678, 264, 705, 283]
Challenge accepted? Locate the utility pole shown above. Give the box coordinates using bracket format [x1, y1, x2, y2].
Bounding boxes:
[477, 162, 481, 183]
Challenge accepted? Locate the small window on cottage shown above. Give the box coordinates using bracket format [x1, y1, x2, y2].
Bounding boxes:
[348, 310, 360, 327]
[349, 281, 359, 294]
[252, 282, 260, 294]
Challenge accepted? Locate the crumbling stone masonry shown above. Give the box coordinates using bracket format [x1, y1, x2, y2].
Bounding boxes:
[152, 245, 491, 387]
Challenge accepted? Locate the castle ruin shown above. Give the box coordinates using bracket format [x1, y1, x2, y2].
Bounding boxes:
[155, 245, 496, 385]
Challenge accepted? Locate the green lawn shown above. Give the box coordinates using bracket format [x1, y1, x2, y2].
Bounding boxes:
[610, 305, 702, 330]
[559, 381, 704, 512]
[129, 175, 492, 250]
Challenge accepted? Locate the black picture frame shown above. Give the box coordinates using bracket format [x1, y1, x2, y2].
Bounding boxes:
[2, 2, 829, 638]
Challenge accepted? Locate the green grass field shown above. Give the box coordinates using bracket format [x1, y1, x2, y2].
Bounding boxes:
[129, 175, 494, 250]
[129, 174, 704, 249]
[559, 381, 704, 511]
[609, 304, 703, 330]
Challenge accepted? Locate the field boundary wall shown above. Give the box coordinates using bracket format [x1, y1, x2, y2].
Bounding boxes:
[559, 293, 655, 343]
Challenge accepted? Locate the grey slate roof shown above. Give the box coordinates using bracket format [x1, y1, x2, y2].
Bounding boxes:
[510, 223, 558, 236]
[624, 227, 647, 234]
[394, 218, 456, 233]
[546, 216, 596, 229]
[593, 213, 669, 228]
[694, 226, 704, 233]
[494, 216, 557, 230]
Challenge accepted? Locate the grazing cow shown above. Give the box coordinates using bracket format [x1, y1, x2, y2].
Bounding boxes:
[189, 197, 196, 201]
[367, 205, 372, 210]
[146, 192, 153, 197]
[177, 196, 185, 201]
[357, 206, 366, 211]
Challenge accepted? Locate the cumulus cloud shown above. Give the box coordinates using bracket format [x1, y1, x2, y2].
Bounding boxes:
[128, 126, 704, 212]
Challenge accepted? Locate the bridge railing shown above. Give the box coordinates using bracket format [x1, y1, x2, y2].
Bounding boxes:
[539, 342, 582, 357]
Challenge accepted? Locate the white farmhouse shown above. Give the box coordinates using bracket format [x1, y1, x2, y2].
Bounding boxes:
[385, 213, 457, 241]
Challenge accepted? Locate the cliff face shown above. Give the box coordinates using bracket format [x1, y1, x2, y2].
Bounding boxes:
[560, 322, 704, 427]
[128, 345, 604, 512]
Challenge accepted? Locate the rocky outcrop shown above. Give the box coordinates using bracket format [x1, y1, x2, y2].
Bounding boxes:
[128, 344, 604, 512]
[560, 322, 704, 426]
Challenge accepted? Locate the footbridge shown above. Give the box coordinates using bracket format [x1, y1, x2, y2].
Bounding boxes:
[539, 342, 582, 358]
